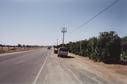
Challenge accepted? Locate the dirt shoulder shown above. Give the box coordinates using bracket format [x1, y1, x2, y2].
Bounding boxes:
[65, 53, 127, 84]
[37, 51, 127, 84]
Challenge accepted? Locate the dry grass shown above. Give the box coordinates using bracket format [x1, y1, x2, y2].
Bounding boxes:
[0, 47, 34, 54]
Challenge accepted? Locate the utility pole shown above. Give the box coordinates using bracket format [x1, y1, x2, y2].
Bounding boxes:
[57, 39, 58, 46]
[61, 27, 67, 46]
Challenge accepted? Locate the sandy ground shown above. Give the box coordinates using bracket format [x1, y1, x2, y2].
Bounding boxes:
[36, 51, 127, 84]
[0, 47, 39, 54]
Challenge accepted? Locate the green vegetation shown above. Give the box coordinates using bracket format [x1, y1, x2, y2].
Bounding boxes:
[59, 31, 127, 64]
[121, 36, 127, 62]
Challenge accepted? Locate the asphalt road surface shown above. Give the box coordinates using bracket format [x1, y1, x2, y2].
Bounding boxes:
[0, 48, 126, 84]
[0, 48, 51, 84]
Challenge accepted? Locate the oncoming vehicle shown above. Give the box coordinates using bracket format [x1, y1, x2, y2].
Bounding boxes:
[58, 47, 68, 57]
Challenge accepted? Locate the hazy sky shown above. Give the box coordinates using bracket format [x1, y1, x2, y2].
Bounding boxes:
[0, 0, 126, 45]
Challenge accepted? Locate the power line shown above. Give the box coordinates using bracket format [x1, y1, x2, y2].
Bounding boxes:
[72, 0, 120, 31]
[68, 0, 120, 52]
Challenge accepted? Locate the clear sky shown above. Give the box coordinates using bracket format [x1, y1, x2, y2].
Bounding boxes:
[0, 0, 126, 45]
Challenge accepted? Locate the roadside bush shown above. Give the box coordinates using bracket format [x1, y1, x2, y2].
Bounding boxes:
[121, 37, 127, 61]
[59, 31, 122, 64]
[87, 37, 98, 61]
[97, 31, 121, 63]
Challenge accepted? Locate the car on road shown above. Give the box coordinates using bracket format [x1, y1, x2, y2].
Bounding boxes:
[48, 46, 51, 49]
[54, 48, 58, 54]
[58, 47, 68, 57]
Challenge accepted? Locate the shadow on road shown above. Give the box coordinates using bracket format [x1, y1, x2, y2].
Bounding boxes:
[104, 61, 127, 65]
[58, 55, 75, 58]
[119, 61, 127, 65]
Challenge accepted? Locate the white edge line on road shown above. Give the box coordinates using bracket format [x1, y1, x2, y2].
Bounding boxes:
[33, 51, 49, 84]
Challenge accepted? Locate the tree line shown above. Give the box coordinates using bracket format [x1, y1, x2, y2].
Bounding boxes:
[58, 31, 127, 64]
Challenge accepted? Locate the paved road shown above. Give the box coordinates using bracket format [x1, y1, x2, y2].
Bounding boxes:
[0, 48, 51, 84]
[0, 48, 126, 84]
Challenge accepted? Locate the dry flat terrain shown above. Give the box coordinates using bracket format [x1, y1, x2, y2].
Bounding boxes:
[36, 50, 127, 84]
[0, 47, 37, 54]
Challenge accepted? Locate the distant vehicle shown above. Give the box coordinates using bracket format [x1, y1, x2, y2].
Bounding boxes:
[48, 46, 51, 49]
[58, 47, 68, 57]
[54, 48, 58, 54]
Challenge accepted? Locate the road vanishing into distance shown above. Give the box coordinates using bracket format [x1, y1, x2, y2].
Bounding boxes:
[0, 48, 126, 84]
[0, 48, 51, 84]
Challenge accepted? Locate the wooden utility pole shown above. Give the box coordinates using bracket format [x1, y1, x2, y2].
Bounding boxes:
[61, 27, 67, 46]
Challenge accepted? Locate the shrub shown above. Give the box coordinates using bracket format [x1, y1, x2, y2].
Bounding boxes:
[61, 31, 122, 63]
[97, 31, 121, 63]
